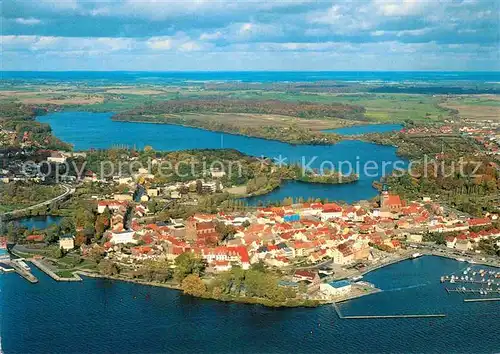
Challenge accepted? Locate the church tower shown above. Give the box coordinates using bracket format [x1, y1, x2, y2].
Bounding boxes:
[380, 183, 389, 209]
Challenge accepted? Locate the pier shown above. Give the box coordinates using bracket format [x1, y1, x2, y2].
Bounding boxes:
[446, 288, 500, 295]
[464, 298, 500, 302]
[441, 279, 499, 285]
[10, 261, 39, 284]
[332, 302, 445, 320]
[341, 314, 446, 319]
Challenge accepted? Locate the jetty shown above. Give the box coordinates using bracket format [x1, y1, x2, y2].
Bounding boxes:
[332, 302, 445, 320]
[10, 260, 39, 283]
[446, 288, 500, 295]
[341, 314, 446, 319]
[464, 298, 500, 302]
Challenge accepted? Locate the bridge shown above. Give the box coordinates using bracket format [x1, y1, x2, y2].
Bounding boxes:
[0, 184, 75, 218]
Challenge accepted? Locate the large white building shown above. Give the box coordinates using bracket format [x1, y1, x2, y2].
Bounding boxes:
[59, 235, 75, 250]
[110, 231, 138, 245]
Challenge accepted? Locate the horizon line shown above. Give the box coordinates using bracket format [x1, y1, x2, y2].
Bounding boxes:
[2, 70, 500, 73]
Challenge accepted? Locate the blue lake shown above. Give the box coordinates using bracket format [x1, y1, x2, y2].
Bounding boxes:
[14, 216, 63, 230]
[38, 112, 407, 204]
[323, 124, 403, 136]
[1, 256, 498, 353]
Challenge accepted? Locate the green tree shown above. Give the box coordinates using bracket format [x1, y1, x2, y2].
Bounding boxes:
[174, 252, 205, 282]
[98, 259, 119, 276]
[181, 274, 207, 297]
[53, 247, 64, 259]
[215, 221, 236, 242]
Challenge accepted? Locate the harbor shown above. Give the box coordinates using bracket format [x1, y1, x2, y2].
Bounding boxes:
[3, 251, 499, 353]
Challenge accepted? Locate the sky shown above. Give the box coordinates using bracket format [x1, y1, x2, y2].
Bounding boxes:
[1, 0, 499, 71]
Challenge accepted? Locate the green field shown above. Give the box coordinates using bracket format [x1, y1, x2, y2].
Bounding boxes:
[3, 83, 495, 123]
[223, 91, 448, 122]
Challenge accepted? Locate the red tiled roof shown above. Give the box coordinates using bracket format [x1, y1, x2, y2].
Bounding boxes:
[26, 234, 44, 242]
[468, 218, 491, 226]
[385, 195, 402, 206]
[322, 203, 342, 212]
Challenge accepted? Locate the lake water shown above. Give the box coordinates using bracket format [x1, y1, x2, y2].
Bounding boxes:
[3, 71, 499, 83]
[14, 216, 63, 230]
[38, 112, 407, 204]
[323, 124, 403, 136]
[1, 256, 498, 353]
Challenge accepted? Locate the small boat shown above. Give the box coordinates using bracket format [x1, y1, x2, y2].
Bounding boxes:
[457, 258, 466, 262]
[411, 253, 422, 259]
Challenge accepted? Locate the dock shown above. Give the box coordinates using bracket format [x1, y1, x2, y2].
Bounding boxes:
[341, 314, 446, 319]
[10, 261, 39, 283]
[445, 288, 500, 295]
[332, 302, 445, 320]
[464, 298, 500, 302]
[441, 279, 499, 285]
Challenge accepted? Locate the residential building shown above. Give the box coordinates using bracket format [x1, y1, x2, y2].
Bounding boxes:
[59, 235, 75, 250]
[292, 270, 321, 294]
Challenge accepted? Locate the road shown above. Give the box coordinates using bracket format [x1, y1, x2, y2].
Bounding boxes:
[0, 184, 75, 217]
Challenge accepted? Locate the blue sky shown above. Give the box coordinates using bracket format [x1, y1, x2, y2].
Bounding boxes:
[1, 0, 499, 71]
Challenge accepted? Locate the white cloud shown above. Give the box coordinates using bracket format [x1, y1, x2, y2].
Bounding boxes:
[39, 0, 79, 11]
[15, 17, 42, 25]
[373, 0, 427, 17]
[1, 35, 136, 53]
[146, 35, 210, 52]
[199, 31, 222, 41]
[1, 0, 498, 70]
[147, 37, 173, 50]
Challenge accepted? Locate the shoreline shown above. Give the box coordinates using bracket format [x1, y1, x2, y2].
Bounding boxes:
[8, 253, 499, 308]
[25, 253, 433, 308]
[110, 116, 343, 147]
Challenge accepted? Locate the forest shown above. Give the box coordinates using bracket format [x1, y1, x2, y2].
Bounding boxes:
[113, 98, 367, 121]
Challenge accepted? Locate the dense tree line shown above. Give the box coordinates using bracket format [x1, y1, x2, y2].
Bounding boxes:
[114, 98, 367, 121]
[0, 182, 64, 211]
[0, 102, 71, 150]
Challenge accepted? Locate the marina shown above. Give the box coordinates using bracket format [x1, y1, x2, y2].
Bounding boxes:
[440, 267, 500, 286]
[440, 266, 500, 298]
